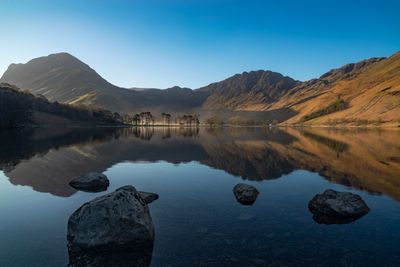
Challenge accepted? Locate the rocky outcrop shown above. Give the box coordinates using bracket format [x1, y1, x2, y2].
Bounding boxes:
[308, 189, 370, 224]
[139, 191, 159, 204]
[67, 185, 155, 254]
[69, 172, 109, 192]
[232, 183, 260, 205]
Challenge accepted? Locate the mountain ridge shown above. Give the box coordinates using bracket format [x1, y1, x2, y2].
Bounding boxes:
[1, 51, 399, 126]
[273, 52, 400, 125]
[198, 70, 300, 111]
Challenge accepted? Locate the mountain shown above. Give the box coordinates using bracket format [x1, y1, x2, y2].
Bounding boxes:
[1, 53, 126, 111]
[1, 51, 399, 125]
[0, 83, 121, 128]
[0, 53, 209, 114]
[270, 52, 400, 125]
[0, 53, 300, 116]
[198, 70, 300, 111]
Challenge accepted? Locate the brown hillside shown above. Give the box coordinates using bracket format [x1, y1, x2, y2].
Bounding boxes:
[271, 52, 400, 126]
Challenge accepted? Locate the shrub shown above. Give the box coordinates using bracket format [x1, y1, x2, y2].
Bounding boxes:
[302, 99, 348, 122]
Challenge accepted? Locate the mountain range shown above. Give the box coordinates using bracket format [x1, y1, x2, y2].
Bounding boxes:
[1, 51, 399, 126]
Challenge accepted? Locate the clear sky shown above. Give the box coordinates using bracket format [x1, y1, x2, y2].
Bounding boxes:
[0, 0, 399, 88]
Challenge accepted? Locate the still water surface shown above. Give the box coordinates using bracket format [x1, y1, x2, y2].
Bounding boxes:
[0, 127, 400, 267]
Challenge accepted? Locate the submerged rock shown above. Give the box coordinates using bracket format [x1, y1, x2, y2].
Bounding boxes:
[69, 172, 109, 192]
[68, 246, 153, 267]
[139, 191, 159, 204]
[308, 189, 370, 224]
[233, 183, 259, 205]
[67, 185, 155, 254]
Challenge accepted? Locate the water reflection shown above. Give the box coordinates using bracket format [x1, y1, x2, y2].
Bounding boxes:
[1, 127, 400, 202]
[311, 213, 366, 225]
[131, 126, 200, 140]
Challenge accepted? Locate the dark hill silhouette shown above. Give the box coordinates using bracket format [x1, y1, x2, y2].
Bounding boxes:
[0, 83, 121, 128]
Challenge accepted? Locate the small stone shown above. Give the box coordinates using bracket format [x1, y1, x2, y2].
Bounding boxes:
[308, 189, 370, 224]
[233, 183, 259, 205]
[69, 172, 109, 192]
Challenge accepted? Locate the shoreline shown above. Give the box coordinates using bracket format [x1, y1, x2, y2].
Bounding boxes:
[2, 123, 399, 130]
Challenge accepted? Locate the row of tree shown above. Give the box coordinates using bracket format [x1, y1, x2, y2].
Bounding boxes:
[121, 113, 278, 127]
[121, 112, 200, 126]
[0, 83, 279, 129]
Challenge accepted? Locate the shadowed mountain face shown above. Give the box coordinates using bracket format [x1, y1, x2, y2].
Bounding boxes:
[1, 51, 399, 125]
[198, 70, 300, 111]
[1, 127, 400, 201]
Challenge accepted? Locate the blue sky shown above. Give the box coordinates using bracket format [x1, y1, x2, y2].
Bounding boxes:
[0, 0, 399, 88]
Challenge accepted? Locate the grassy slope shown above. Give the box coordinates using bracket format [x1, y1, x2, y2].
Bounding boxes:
[271, 52, 400, 126]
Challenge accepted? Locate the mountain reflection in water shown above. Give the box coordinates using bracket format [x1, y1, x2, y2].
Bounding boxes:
[1, 126, 400, 202]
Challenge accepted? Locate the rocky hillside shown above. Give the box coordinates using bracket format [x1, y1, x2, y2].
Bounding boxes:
[270, 52, 400, 126]
[198, 70, 300, 111]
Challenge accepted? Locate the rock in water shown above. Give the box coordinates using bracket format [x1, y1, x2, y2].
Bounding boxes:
[67, 185, 155, 254]
[139, 191, 159, 204]
[308, 189, 370, 224]
[233, 183, 260, 205]
[69, 172, 109, 192]
[68, 246, 153, 267]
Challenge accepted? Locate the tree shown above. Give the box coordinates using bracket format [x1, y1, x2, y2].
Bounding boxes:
[229, 116, 245, 125]
[205, 116, 224, 127]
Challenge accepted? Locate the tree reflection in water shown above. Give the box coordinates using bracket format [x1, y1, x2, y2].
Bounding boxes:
[1, 126, 400, 202]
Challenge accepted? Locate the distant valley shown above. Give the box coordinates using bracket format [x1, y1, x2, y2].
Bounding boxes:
[1, 51, 399, 126]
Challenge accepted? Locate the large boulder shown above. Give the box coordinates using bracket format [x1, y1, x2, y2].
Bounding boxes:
[67, 185, 155, 254]
[69, 172, 109, 192]
[233, 183, 259, 205]
[308, 189, 370, 224]
[139, 191, 159, 204]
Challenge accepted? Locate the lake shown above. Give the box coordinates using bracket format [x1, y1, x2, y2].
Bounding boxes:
[0, 127, 400, 267]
